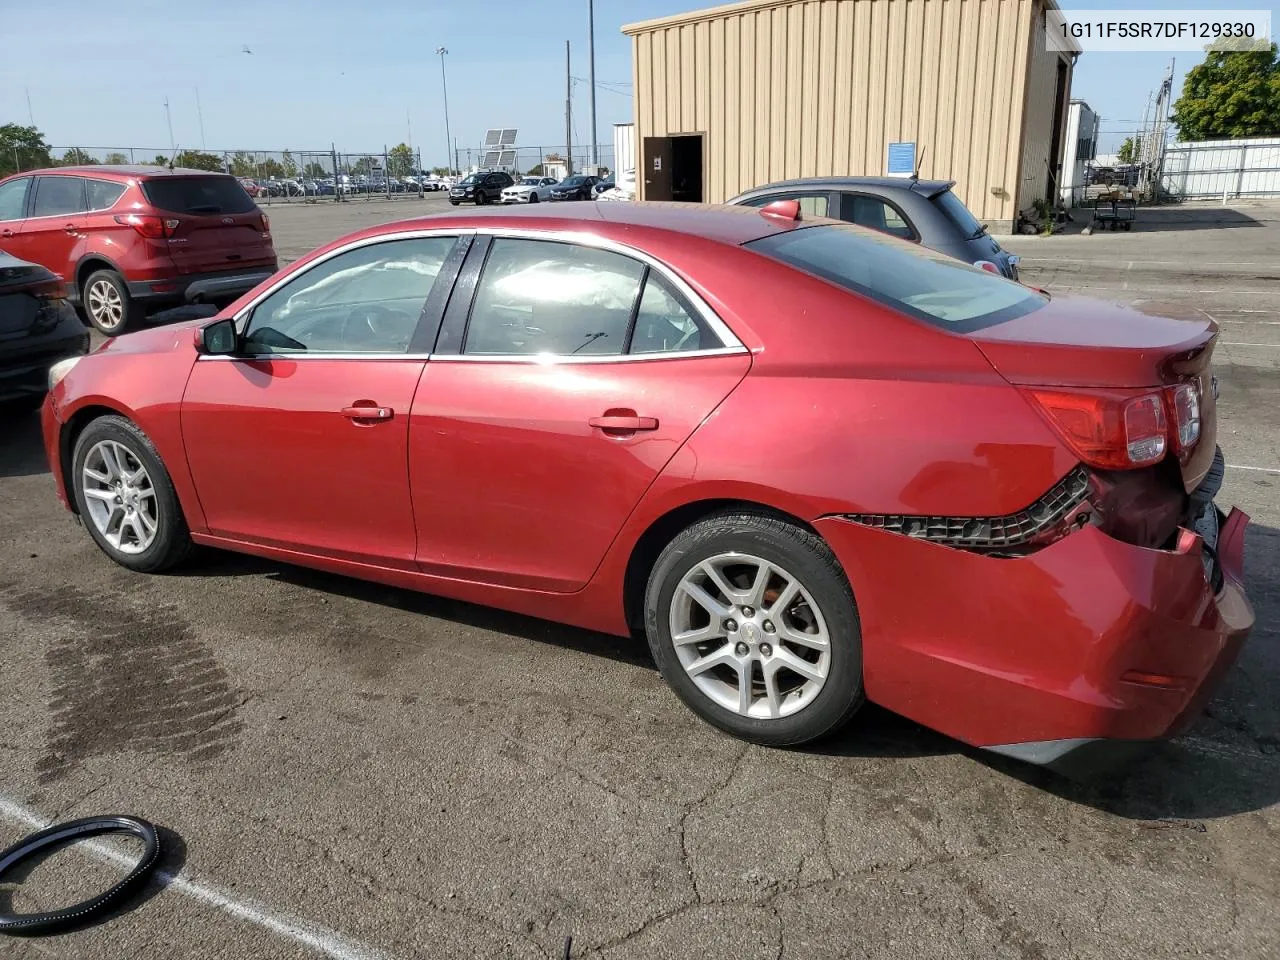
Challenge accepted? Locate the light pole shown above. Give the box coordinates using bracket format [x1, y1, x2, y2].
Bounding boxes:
[436, 47, 453, 175]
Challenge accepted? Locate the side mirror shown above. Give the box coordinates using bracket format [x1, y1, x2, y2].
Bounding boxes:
[196, 317, 239, 356]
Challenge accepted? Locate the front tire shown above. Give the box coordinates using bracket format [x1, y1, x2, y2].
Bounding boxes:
[82, 269, 139, 336]
[71, 415, 193, 573]
[645, 511, 863, 746]
[528, 194, 539, 203]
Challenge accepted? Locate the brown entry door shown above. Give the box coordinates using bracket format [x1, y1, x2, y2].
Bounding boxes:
[643, 137, 673, 201]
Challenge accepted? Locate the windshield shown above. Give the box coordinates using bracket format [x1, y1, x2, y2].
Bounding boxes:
[461, 174, 483, 184]
[746, 224, 1045, 331]
[519, 178, 540, 186]
[561, 176, 587, 186]
[932, 189, 986, 240]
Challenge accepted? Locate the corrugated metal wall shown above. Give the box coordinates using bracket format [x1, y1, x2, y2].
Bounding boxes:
[627, 0, 1067, 228]
[1162, 137, 1280, 200]
[1015, 3, 1071, 214]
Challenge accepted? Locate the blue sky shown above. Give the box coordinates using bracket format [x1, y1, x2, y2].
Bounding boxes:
[2, 0, 1276, 165]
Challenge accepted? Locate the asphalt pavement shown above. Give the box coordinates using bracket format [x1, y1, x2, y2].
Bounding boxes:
[0, 198, 1277, 960]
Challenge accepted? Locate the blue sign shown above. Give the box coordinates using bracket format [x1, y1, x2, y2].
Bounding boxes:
[887, 141, 916, 177]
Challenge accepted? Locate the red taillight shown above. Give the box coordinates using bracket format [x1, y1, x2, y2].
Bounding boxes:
[114, 213, 179, 239]
[973, 260, 1001, 274]
[1168, 382, 1201, 452]
[260, 212, 271, 234]
[1023, 387, 1168, 470]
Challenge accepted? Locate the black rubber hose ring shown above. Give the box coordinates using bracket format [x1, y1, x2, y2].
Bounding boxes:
[0, 815, 161, 936]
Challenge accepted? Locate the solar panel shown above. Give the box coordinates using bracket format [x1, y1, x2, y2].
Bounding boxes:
[482, 129, 502, 148]
[497, 149, 516, 168]
[481, 150, 502, 167]
[498, 128, 518, 147]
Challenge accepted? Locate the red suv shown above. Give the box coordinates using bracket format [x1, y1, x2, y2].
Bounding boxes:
[0, 166, 277, 335]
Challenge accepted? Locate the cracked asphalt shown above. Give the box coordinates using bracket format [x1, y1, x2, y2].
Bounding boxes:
[1, 198, 1277, 960]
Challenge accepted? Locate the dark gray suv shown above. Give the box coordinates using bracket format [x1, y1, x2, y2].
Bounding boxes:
[450, 171, 514, 206]
[729, 177, 1020, 280]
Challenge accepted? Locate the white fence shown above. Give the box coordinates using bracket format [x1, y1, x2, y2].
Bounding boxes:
[1161, 137, 1280, 200]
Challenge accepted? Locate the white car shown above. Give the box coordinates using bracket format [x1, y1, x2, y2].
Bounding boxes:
[501, 176, 558, 204]
[595, 168, 636, 202]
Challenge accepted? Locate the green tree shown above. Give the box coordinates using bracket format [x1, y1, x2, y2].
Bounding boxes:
[151, 154, 169, 166]
[430, 166, 449, 177]
[0, 123, 52, 176]
[174, 149, 224, 171]
[281, 149, 297, 178]
[352, 155, 377, 175]
[387, 143, 414, 178]
[60, 147, 98, 166]
[104, 152, 129, 165]
[302, 161, 327, 178]
[1172, 42, 1280, 140]
[228, 151, 258, 177]
[258, 158, 285, 179]
[1117, 137, 1137, 164]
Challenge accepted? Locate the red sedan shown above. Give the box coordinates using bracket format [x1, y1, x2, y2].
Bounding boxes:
[40, 201, 1253, 775]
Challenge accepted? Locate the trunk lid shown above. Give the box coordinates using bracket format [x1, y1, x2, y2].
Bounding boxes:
[971, 296, 1219, 491]
[141, 176, 275, 275]
[970, 295, 1216, 388]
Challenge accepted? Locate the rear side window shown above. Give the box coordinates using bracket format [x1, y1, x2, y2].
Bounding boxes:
[843, 194, 917, 241]
[32, 177, 86, 217]
[0, 178, 30, 221]
[142, 176, 255, 215]
[85, 179, 126, 211]
[932, 189, 985, 240]
[747, 224, 1045, 331]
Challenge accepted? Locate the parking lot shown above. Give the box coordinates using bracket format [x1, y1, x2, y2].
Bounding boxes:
[1, 199, 1278, 960]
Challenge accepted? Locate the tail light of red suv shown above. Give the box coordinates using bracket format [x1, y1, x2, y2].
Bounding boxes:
[114, 213, 180, 239]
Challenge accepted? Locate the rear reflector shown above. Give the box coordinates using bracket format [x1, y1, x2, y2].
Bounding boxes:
[114, 214, 179, 239]
[1023, 387, 1168, 470]
[1119, 670, 1188, 690]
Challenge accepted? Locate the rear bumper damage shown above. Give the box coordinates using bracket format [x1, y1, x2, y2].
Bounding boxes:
[816, 467, 1253, 776]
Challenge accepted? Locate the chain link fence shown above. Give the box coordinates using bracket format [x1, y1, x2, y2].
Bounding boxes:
[45, 144, 617, 205]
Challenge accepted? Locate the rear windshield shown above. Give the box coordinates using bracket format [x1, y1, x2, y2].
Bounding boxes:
[747, 224, 1045, 331]
[932, 189, 985, 240]
[142, 176, 256, 215]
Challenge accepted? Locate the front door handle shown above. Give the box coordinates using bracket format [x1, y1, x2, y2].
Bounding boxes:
[64, 223, 79, 235]
[1, 228, 14, 238]
[342, 404, 394, 422]
[589, 413, 659, 434]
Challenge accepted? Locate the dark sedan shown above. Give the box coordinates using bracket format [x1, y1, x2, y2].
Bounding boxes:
[0, 253, 89, 411]
[549, 175, 601, 201]
[729, 177, 1020, 280]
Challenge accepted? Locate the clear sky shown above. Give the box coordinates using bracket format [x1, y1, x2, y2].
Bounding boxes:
[2, 0, 1277, 165]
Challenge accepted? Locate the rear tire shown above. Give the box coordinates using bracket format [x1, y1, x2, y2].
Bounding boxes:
[82, 269, 139, 336]
[71, 415, 193, 573]
[645, 510, 864, 746]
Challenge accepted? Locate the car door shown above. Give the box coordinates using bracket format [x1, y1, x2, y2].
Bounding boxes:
[837, 192, 920, 241]
[0, 177, 32, 253]
[409, 234, 751, 592]
[181, 232, 469, 568]
[14, 176, 88, 280]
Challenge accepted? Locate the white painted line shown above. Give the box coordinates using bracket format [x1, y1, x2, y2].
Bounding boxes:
[1017, 258, 1279, 267]
[1219, 341, 1280, 348]
[1227, 463, 1280, 475]
[0, 797, 392, 960]
[1219, 320, 1280, 325]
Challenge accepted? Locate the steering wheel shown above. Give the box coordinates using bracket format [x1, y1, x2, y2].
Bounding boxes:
[345, 303, 412, 350]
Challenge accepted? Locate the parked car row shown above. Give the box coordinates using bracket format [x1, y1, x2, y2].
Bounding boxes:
[238, 175, 455, 199]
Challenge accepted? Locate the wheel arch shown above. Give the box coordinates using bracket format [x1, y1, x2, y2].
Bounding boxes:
[74, 254, 125, 299]
[59, 403, 136, 515]
[621, 498, 824, 634]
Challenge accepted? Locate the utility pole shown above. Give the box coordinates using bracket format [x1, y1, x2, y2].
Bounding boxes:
[565, 40, 574, 177]
[436, 48, 453, 174]
[195, 87, 207, 149]
[587, 0, 598, 168]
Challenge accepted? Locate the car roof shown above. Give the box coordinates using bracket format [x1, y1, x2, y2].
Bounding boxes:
[737, 176, 955, 199]
[343, 201, 807, 250]
[19, 165, 234, 180]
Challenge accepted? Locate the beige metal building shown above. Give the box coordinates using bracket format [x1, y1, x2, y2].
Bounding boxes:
[623, 0, 1073, 232]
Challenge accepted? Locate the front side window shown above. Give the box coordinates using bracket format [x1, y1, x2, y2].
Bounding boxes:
[464, 239, 644, 356]
[0, 178, 30, 221]
[747, 224, 1045, 331]
[32, 177, 86, 217]
[741, 192, 831, 218]
[243, 236, 456, 354]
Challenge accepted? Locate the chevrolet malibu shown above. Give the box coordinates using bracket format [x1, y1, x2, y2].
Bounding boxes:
[41, 201, 1253, 774]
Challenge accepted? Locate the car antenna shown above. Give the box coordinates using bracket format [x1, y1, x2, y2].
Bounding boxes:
[912, 144, 926, 181]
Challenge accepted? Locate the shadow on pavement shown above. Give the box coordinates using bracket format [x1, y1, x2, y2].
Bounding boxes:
[1060, 205, 1267, 236]
[0, 407, 49, 479]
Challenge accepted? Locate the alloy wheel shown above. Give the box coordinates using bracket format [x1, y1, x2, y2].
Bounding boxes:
[80, 440, 159, 555]
[87, 279, 124, 331]
[669, 552, 830, 719]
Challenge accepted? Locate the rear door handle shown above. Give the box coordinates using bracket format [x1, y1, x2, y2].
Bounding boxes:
[342, 405, 394, 421]
[589, 414, 659, 432]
